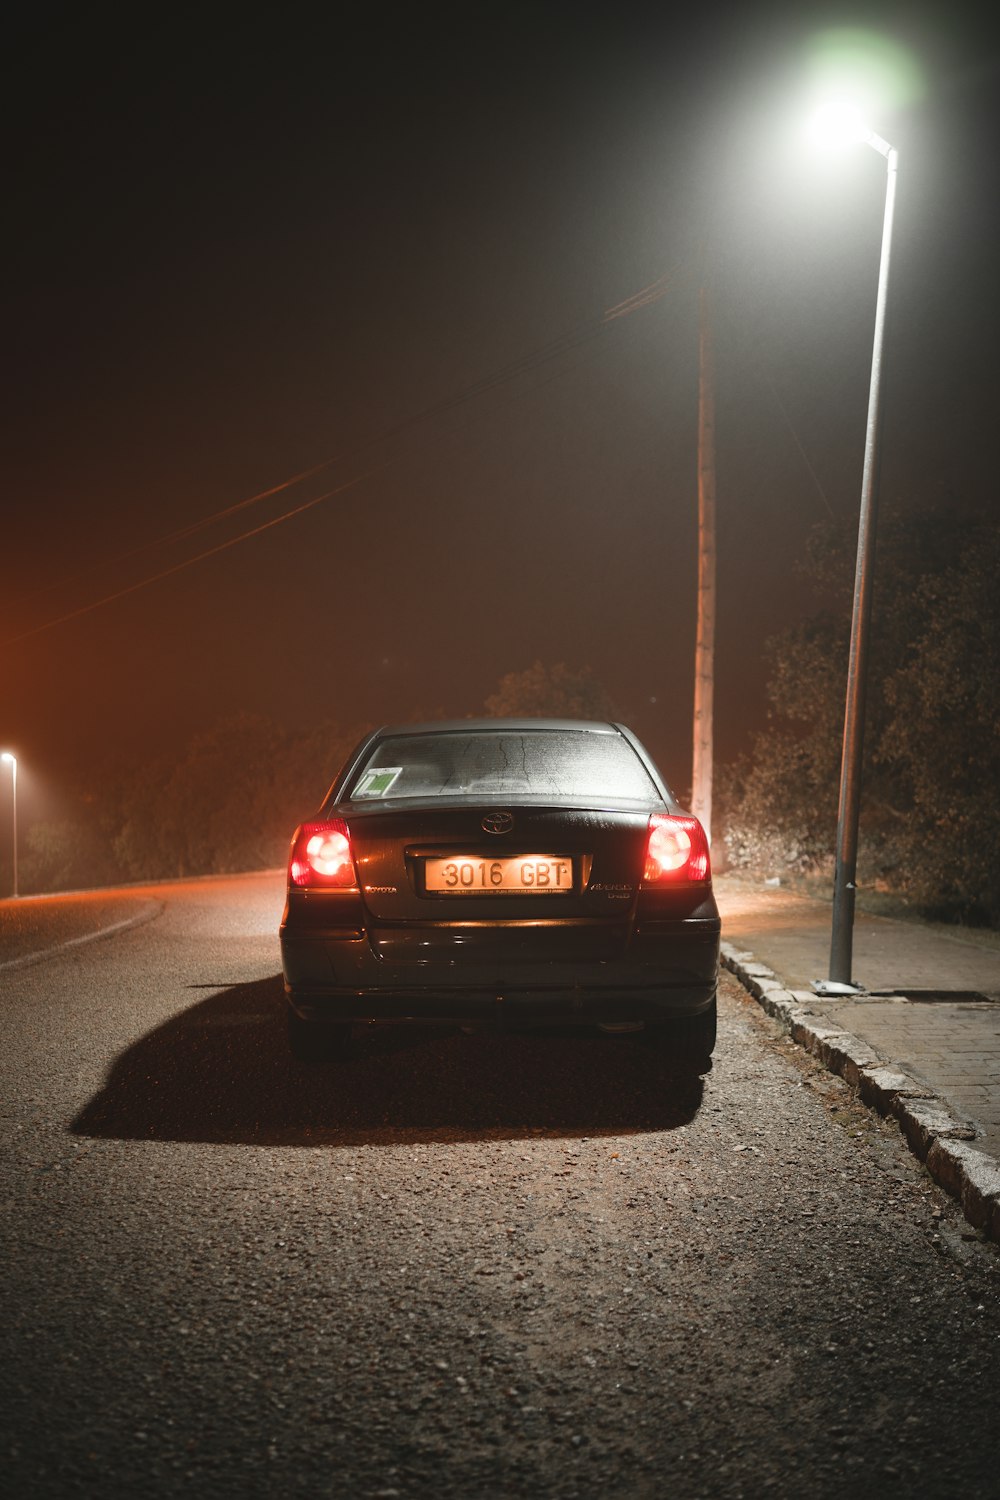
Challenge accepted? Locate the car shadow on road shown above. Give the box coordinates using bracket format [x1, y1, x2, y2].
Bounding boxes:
[70, 975, 705, 1146]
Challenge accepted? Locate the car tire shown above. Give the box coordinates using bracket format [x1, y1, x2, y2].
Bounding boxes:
[287, 1009, 353, 1064]
[648, 995, 716, 1072]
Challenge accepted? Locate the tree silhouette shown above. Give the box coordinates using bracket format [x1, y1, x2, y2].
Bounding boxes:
[483, 661, 617, 721]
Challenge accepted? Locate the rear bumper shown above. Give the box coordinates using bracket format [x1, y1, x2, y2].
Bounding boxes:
[280, 916, 720, 1026]
[285, 983, 717, 1027]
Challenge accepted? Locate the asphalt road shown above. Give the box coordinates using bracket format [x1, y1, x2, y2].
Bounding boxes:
[2, 873, 1000, 1499]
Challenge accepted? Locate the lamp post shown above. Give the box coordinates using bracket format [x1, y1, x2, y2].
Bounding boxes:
[1, 752, 17, 899]
[811, 107, 899, 996]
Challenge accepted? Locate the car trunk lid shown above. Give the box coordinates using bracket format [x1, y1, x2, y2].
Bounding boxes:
[345, 803, 649, 965]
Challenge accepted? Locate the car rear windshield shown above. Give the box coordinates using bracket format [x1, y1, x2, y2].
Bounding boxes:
[343, 730, 663, 806]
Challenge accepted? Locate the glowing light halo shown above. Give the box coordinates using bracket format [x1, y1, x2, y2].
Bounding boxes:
[806, 99, 872, 151]
[306, 829, 351, 878]
[648, 821, 692, 874]
[800, 25, 924, 156]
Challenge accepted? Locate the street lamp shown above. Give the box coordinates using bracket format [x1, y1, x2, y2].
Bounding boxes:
[810, 106, 899, 996]
[1, 752, 17, 899]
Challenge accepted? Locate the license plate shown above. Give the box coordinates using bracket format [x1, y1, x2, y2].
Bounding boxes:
[425, 855, 573, 894]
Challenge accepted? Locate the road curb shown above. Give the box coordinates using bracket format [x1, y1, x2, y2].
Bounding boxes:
[722, 941, 1000, 1245]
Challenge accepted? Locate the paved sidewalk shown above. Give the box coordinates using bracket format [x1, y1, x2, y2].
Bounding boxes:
[714, 873, 1000, 1241]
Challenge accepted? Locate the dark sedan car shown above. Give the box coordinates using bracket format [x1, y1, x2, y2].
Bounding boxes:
[280, 720, 720, 1067]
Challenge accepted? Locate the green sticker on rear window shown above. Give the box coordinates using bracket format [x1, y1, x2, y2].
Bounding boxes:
[354, 767, 402, 798]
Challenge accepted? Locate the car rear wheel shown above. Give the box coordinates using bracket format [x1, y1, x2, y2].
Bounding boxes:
[648, 995, 716, 1072]
[287, 1009, 353, 1064]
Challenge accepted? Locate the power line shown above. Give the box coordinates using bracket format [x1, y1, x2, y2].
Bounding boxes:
[762, 372, 836, 519]
[7, 269, 682, 643]
[14, 312, 626, 611]
[1, 472, 372, 647]
[20, 457, 341, 601]
[603, 270, 675, 322]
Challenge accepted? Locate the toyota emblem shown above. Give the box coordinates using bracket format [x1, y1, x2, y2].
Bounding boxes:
[481, 811, 514, 835]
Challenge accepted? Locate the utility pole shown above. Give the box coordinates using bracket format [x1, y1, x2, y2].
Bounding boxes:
[691, 282, 716, 841]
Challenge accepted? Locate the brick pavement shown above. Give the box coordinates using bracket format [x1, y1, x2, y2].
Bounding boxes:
[817, 997, 1000, 1159]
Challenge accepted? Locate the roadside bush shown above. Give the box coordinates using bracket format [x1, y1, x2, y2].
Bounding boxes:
[720, 501, 1000, 926]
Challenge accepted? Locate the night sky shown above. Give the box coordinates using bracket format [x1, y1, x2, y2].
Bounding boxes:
[3, 3, 997, 811]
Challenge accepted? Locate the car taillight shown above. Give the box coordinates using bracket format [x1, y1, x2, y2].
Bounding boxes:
[288, 819, 358, 888]
[643, 814, 711, 884]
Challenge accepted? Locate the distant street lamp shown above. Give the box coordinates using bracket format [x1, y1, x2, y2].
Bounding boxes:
[810, 106, 899, 996]
[1, 751, 17, 899]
